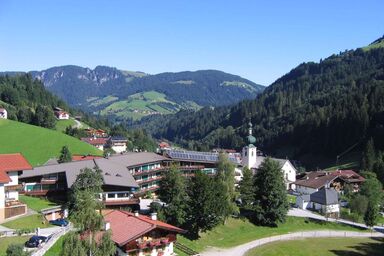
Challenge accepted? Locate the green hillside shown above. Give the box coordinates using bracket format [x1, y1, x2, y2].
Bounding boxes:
[0, 119, 102, 166]
[99, 91, 182, 120]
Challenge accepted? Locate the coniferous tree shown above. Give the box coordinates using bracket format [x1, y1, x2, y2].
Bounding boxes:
[94, 231, 116, 256]
[69, 168, 111, 256]
[252, 158, 289, 226]
[58, 146, 72, 163]
[238, 167, 254, 210]
[60, 232, 87, 256]
[158, 164, 188, 227]
[364, 201, 379, 228]
[361, 138, 376, 171]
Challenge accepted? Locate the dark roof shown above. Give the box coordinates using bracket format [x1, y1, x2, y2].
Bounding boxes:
[294, 172, 337, 189]
[294, 170, 365, 189]
[20, 159, 139, 188]
[166, 150, 240, 165]
[109, 136, 127, 142]
[310, 188, 339, 205]
[94, 158, 138, 188]
[107, 152, 169, 167]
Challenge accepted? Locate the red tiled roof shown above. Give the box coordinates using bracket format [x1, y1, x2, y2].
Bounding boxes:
[81, 137, 108, 145]
[0, 171, 11, 183]
[72, 155, 103, 161]
[0, 153, 32, 183]
[103, 210, 185, 246]
[0, 153, 32, 172]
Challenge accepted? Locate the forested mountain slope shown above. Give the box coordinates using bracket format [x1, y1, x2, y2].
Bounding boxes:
[145, 37, 384, 167]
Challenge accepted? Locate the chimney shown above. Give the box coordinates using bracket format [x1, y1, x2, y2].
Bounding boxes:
[134, 211, 139, 217]
[104, 221, 110, 231]
[150, 212, 157, 221]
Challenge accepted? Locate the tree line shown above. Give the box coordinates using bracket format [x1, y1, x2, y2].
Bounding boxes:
[156, 155, 288, 238]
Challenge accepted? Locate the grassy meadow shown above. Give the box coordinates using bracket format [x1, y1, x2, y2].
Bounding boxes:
[0, 119, 102, 166]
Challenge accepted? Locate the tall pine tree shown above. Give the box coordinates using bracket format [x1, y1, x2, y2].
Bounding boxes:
[238, 167, 254, 211]
[361, 138, 376, 171]
[252, 158, 289, 226]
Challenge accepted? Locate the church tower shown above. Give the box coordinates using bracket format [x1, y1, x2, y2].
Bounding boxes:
[242, 121, 257, 169]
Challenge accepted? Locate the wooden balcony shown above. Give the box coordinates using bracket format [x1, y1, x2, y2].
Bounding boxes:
[4, 201, 27, 219]
[4, 184, 23, 192]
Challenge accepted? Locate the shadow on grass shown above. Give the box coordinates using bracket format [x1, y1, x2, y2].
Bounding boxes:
[330, 237, 384, 256]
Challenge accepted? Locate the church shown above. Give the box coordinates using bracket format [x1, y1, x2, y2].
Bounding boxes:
[240, 121, 297, 190]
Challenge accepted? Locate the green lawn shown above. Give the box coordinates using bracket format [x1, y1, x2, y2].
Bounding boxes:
[19, 195, 59, 212]
[55, 119, 76, 132]
[0, 119, 102, 166]
[245, 237, 384, 256]
[1, 214, 53, 229]
[177, 217, 368, 253]
[44, 233, 67, 256]
[0, 236, 31, 256]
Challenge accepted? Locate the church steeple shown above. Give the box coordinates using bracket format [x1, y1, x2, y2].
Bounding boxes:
[246, 121, 256, 146]
[242, 119, 257, 169]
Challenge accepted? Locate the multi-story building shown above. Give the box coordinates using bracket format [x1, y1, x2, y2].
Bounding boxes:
[0, 153, 32, 221]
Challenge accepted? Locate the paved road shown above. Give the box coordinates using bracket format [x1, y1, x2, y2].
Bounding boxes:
[201, 230, 384, 256]
[72, 118, 82, 129]
[288, 208, 384, 232]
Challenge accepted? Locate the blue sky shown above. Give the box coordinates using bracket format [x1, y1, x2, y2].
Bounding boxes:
[0, 0, 383, 85]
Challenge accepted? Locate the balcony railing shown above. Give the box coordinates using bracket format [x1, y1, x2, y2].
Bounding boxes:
[132, 165, 205, 176]
[136, 176, 163, 184]
[99, 191, 140, 205]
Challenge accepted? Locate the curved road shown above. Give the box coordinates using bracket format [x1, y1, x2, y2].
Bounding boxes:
[201, 230, 384, 256]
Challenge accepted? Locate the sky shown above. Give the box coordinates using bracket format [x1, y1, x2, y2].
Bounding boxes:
[0, 0, 383, 85]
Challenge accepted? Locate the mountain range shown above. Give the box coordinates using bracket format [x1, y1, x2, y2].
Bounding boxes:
[137, 36, 384, 168]
[23, 67, 264, 121]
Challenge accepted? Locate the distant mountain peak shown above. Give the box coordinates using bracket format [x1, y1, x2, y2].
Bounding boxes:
[363, 35, 384, 51]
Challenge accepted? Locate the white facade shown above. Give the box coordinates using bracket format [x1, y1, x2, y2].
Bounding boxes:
[111, 143, 127, 153]
[58, 112, 69, 120]
[0, 183, 4, 218]
[242, 145, 257, 169]
[116, 242, 174, 256]
[281, 161, 296, 189]
[0, 109, 7, 119]
[5, 171, 19, 201]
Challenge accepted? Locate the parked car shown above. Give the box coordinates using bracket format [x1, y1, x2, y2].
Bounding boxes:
[49, 218, 69, 227]
[25, 235, 51, 248]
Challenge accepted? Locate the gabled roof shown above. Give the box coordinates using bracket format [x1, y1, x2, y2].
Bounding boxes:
[103, 210, 185, 246]
[0, 153, 32, 183]
[20, 159, 138, 188]
[81, 137, 108, 145]
[107, 152, 169, 167]
[310, 188, 339, 205]
[294, 170, 365, 189]
[0, 153, 32, 172]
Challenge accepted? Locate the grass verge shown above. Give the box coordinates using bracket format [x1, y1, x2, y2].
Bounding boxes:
[177, 216, 368, 253]
[2, 214, 53, 230]
[245, 237, 384, 256]
[0, 236, 31, 256]
[19, 195, 59, 212]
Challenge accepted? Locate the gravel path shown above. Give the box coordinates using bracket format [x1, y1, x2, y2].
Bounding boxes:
[200, 230, 384, 256]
